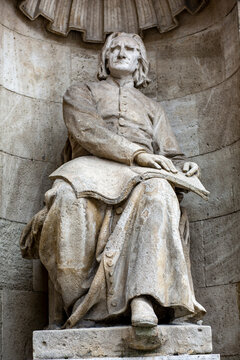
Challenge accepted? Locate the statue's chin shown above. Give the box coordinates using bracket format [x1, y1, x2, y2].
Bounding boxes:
[109, 64, 135, 77]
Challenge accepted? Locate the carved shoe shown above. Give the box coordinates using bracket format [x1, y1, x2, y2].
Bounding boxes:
[131, 296, 158, 327]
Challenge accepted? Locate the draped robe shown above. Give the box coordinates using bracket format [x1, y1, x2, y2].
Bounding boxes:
[20, 77, 206, 328]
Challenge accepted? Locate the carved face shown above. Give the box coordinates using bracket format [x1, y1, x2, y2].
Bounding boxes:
[107, 36, 140, 77]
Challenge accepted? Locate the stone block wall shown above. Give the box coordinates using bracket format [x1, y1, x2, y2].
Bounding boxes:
[0, 0, 239, 359]
[143, 2, 240, 358]
[147, 2, 240, 358]
[0, 1, 101, 359]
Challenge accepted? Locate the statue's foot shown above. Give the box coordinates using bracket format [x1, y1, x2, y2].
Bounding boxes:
[44, 322, 62, 330]
[131, 296, 158, 327]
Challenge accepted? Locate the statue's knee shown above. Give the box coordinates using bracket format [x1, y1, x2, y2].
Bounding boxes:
[157, 179, 174, 192]
[144, 178, 177, 202]
[145, 178, 173, 191]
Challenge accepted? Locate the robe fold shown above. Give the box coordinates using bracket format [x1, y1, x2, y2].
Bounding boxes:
[20, 77, 206, 327]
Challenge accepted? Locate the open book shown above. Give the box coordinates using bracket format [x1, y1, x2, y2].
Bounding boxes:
[50, 156, 209, 204]
[131, 166, 209, 200]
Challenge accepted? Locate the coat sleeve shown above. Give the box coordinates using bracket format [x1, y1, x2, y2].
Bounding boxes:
[63, 83, 145, 165]
[152, 103, 185, 160]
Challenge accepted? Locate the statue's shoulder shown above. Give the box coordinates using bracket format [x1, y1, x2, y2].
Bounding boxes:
[63, 81, 100, 104]
[64, 80, 106, 99]
[64, 81, 91, 94]
[132, 87, 161, 113]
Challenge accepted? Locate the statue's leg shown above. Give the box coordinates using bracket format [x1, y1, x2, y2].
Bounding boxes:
[102, 178, 204, 324]
[131, 296, 158, 327]
[128, 178, 180, 325]
[48, 276, 65, 329]
[39, 179, 107, 326]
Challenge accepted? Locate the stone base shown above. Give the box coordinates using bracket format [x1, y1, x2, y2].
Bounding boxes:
[34, 357, 220, 360]
[33, 325, 213, 359]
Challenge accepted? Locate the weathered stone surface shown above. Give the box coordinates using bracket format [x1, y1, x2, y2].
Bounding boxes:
[33, 356, 220, 360]
[0, 8, 238, 360]
[0, 152, 55, 223]
[144, 0, 236, 42]
[70, 46, 99, 84]
[182, 140, 240, 221]
[141, 45, 158, 100]
[0, 218, 32, 290]
[203, 211, 240, 286]
[1, 0, 236, 54]
[2, 289, 47, 360]
[221, 356, 240, 360]
[239, 1, 240, 32]
[195, 284, 240, 355]
[0, 86, 67, 162]
[0, 24, 71, 101]
[189, 221, 205, 289]
[33, 325, 212, 359]
[25, 32, 208, 331]
[33, 260, 48, 293]
[0, 0, 83, 45]
[156, 7, 240, 100]
[162, 69, 240, 157]
[18, 0, 208, 43]
[162, 95, 200, 157]
[70, 44, 158, 101]
[0, 290, 2, 359]
[190, 210, 240, 290]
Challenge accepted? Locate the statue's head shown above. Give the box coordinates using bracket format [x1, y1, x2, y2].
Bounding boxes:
[98, 32, 150, 88]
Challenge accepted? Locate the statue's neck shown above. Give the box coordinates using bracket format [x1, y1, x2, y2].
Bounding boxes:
[109, 75, 134, 88]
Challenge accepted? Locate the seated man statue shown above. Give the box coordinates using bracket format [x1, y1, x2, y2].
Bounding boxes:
[20, 32, 206, 329]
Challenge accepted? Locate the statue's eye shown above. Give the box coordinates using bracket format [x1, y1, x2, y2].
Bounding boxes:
[125, 46, 134, 51]
[110, 46, 120, 52]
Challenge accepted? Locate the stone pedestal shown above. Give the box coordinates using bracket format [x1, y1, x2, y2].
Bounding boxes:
[33, 325, 218, 360]
[34, 357, 219, 360]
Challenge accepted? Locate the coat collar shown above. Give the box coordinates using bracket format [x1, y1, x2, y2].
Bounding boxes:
[106, 76, 134, 89]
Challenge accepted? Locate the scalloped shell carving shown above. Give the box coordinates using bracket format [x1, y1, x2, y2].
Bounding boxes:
[19, 0, 208, 43]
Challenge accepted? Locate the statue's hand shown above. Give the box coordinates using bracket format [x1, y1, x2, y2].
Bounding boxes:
[135, 153, 178, 173]
[183, 162, 200, 177]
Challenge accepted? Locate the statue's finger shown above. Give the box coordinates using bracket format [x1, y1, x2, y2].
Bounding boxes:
[167, 160, 178, 173]
[183, 162, 190, 172]
[152, 161, 161, 169]
[186, 165, 198, 177]
[157, 160, 170, 171]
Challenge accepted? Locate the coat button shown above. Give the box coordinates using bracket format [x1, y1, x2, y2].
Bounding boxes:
[111, 301, 117, 307]
[118, 118, 125, 126]
[107, 259, 113, 267]
[116, 206, 123, 215]
[105, 251, 113, 258]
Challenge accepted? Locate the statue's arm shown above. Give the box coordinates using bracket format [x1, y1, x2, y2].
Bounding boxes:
[152, 104, 200, 177]
[63, 84, 145, 165]
[135, 104, 199, 176]
[134, 104, 184, 172]
[152, 105, 184, 160]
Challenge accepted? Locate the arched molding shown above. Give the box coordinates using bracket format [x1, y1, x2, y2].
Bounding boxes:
[19, 0, 208, 43]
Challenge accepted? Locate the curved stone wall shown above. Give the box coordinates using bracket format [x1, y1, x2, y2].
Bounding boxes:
[0, 1, 101, 358]
[143, 3, 240, 358]
[0, 0, 239, 359]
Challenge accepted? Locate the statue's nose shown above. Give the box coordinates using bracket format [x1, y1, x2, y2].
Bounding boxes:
[118, 46, 127, 58]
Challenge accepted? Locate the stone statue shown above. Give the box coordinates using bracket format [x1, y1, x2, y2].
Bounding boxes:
[20, 32, 208, 330]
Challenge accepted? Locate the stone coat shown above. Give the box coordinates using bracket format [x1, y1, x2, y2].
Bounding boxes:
[20, 77, 206, 328]
[63, 77, 183, 163]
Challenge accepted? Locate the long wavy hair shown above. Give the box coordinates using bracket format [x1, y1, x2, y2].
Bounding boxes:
[97, 32, 150, 88]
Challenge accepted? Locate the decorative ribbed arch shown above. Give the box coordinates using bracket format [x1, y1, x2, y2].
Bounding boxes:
[19, 0, 208, 43]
